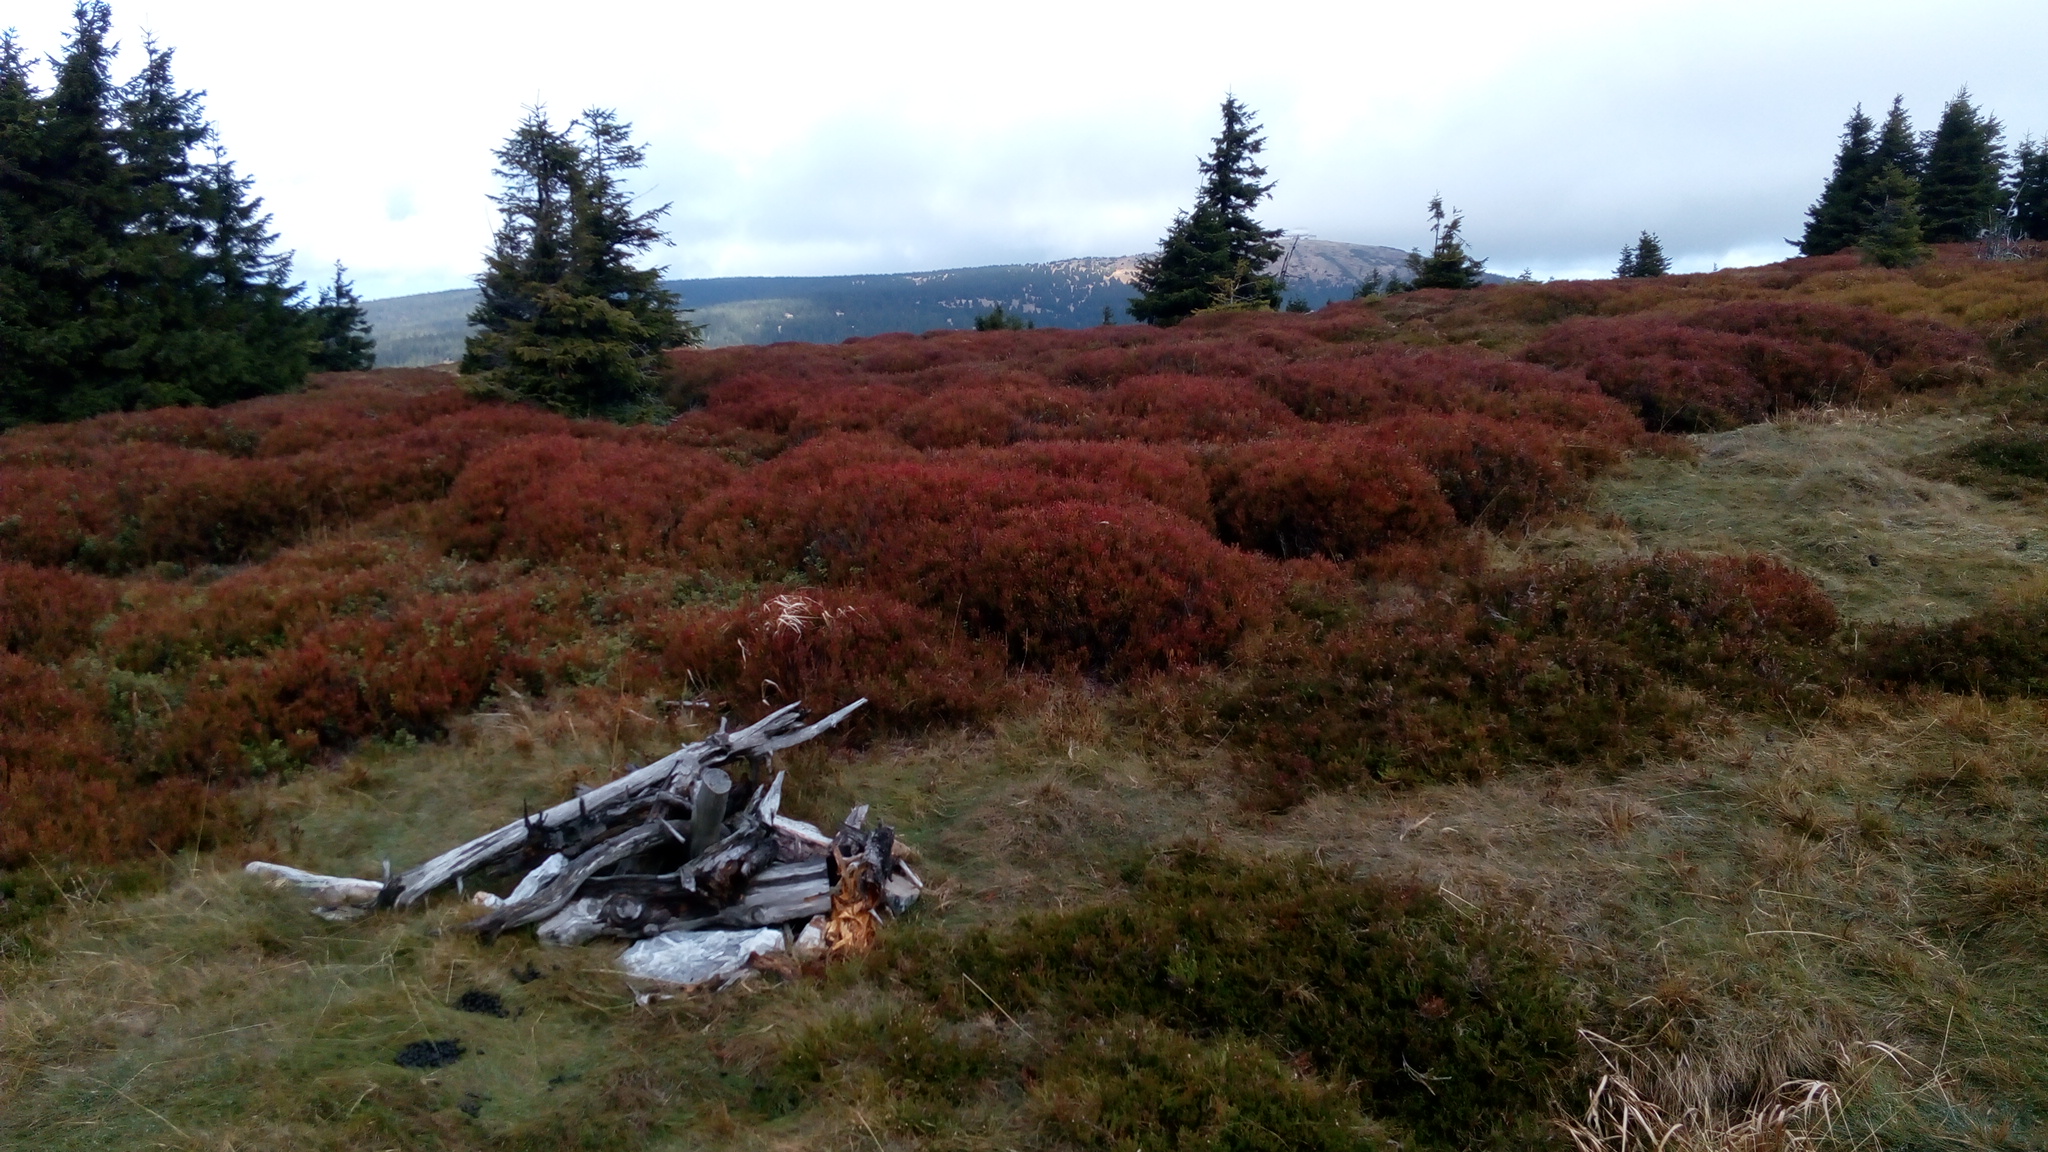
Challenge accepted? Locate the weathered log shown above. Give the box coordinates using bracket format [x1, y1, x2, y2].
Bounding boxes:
[713, 859, 832, 927]
[537, 898, 607, 946]
[769, 813, 833, 861]
[245, 861, 383, 920]
[469, 821, 671, 938]
[687, 768, 732, 858]
[386, 698, 863, 907]
[676, 771, 787, 903]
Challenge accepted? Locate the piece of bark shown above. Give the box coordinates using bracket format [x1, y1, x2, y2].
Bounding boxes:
[824, 821, 886, 957]
[387, 698, 864, 907]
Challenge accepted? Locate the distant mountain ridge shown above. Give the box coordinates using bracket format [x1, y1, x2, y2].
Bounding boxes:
[362, 239, 1447, 367]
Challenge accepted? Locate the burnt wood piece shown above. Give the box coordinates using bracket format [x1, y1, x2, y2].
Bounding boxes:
[385, 698, 864, 907]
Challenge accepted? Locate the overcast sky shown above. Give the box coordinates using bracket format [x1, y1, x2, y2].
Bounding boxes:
[11, 0, 2047, 300]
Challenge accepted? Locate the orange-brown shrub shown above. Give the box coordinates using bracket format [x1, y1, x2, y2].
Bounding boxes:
[1522, 313, 1889, 431]
[1260, 346, 1642, 445]
[1094, 374, 1300, 442]
[958, 500, 1277, 675]
[101, 542, 446, 673]
[0, 562, 118, 662]
[1210, 432, 1456, 560]
[1208, 553, 1840, 803]
[684, 452, 1104, 589]
[439, 435, 737, 562]
[0, 653, 207, 868]
[1683, 299, 1979, 374]
[638, 589, 1013, 734]
[1363, 412, 1593, 528]
[941, 441, 1213, 524]
[148, 579, 586, 777]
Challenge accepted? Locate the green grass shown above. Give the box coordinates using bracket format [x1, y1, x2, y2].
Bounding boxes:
[8, 682, 2048, 1149]
[1511, 407, 2048, 623]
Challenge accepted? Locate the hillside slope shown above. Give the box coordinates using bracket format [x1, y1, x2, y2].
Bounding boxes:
[5, 249, 2048, 1151]
[363, 239, 1423, 364]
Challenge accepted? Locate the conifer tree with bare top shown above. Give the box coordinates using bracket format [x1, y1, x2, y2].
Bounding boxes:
[1129, 97, 1285, 325]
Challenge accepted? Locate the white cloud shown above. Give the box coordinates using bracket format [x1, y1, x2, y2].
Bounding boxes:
[9, 0, 2046, 299]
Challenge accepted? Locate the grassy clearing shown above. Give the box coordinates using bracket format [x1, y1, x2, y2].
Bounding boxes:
[1513, 406, 2048, 623]
[7, 689, 2048, 1149]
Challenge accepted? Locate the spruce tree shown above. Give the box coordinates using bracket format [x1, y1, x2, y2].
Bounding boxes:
[10, 2, 131, 422]
[1873, 97, 1923, 182]
[2011, 138, 2048, 242]
[1920, 89, 2008, 244]
[181, 148, 308, 403]
[1858, 166, 1931, 268]
[1404, 196, 1486, 289]
[1128, 96, 1284, 325]
[0, 5, 310, 427]
[308, 262, 375, 370]
[1629, 232, 1671, 276]
[1614, 244, 1638, 278]
[0, 33, 39, 421]
[463, 108, 697, 415]
[1799, 105, 1877, 256]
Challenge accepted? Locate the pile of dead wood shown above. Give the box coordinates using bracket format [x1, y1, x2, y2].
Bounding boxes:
[248, 700, 922, 982]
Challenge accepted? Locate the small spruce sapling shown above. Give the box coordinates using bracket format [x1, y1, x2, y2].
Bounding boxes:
[1404, 196, 1487, 289]
[1859, 166, 1932, 269]
[975, 304, 1030, 330]
[462, 107, 697, 417]
[307, 262, 375, 370]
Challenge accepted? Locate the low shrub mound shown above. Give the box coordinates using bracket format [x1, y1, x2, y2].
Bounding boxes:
[439, 434, 736, 562]
[0, 653, 207, 869]
[1860, 594, 2048, 697]
[1211, 432, 1456, 559]
[638, 589, 1013, 734]
[1521, 303, 1979, 432]
[0, 562, 116, 663]
[1524, 317, 1870, 432]
[960, 500, 1275, 674]
[1205, 553, 1841, 803]
[1683, 299, 1979, 379]
[1371, 411, 1590, 527]
[771, 853, 1578, 1151]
